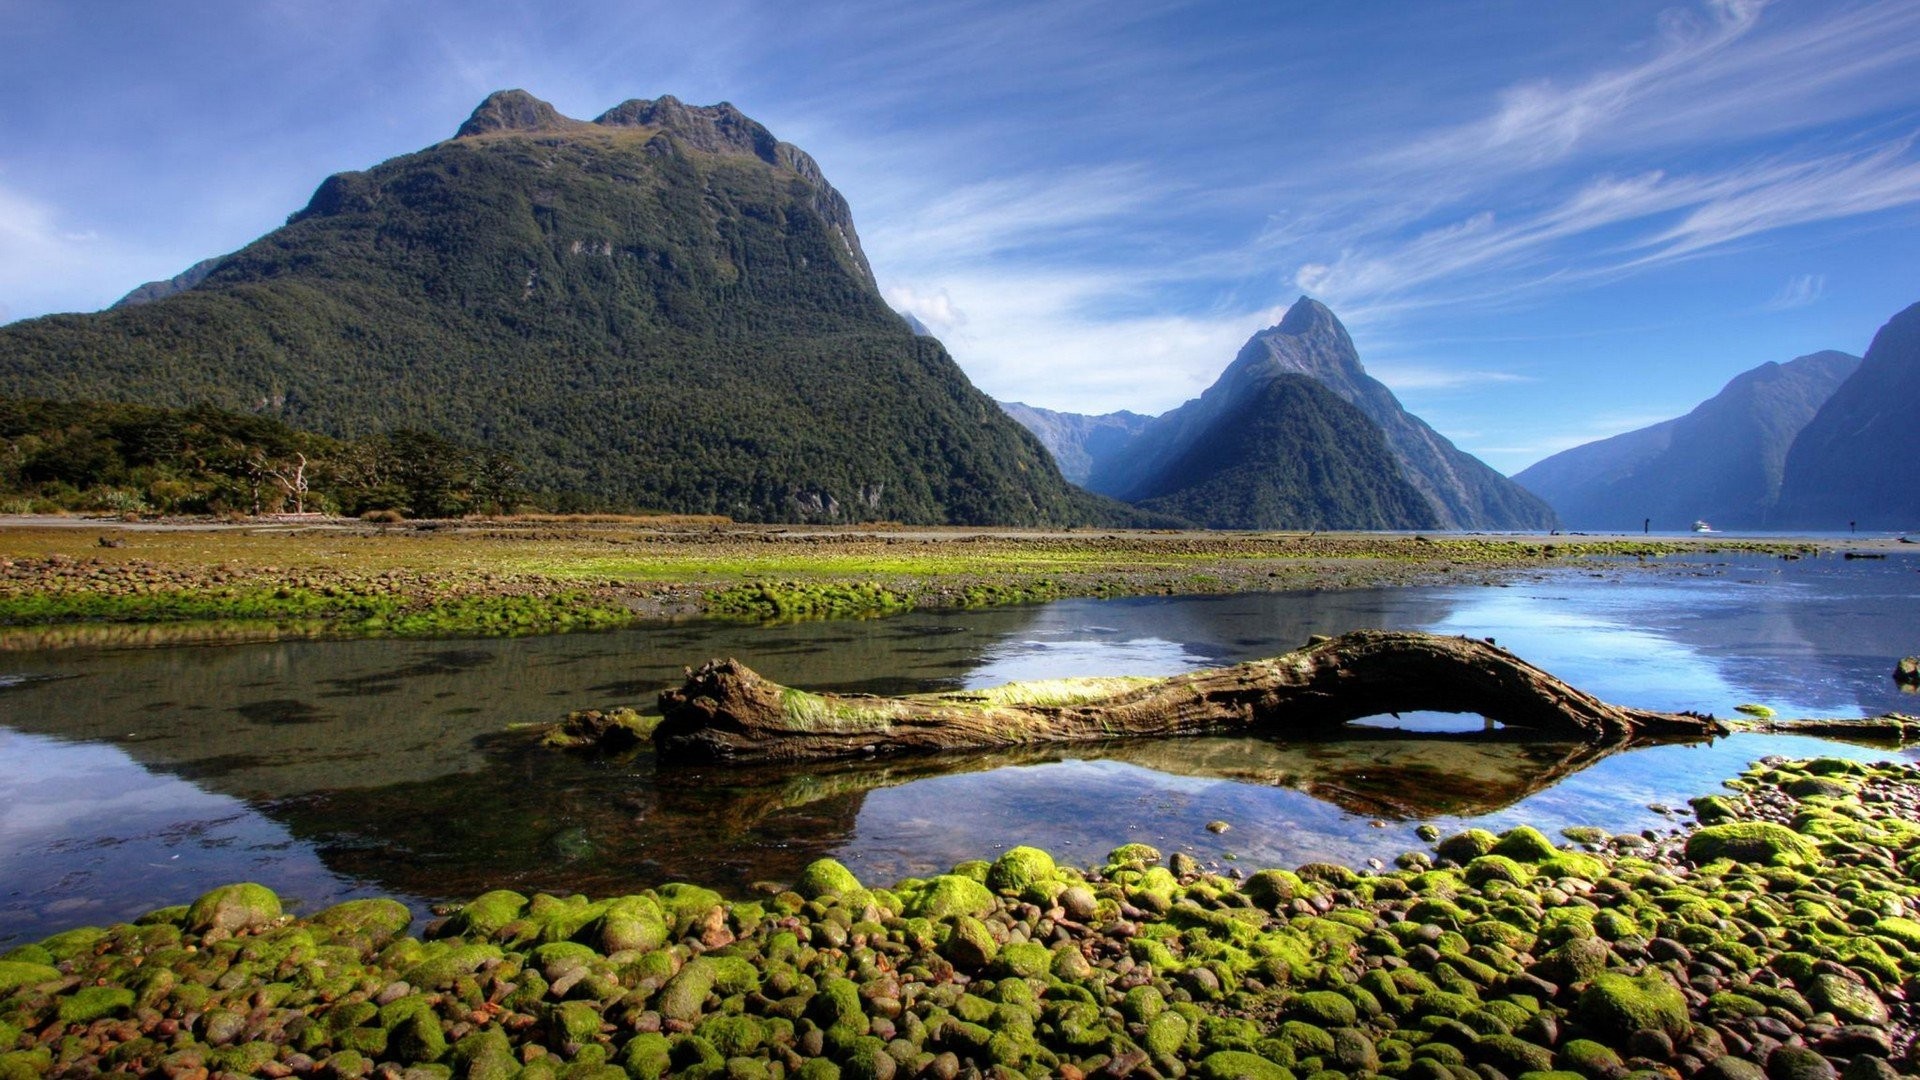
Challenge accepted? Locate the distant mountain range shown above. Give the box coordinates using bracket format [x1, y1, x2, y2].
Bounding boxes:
[1512, 350, 1861, 530]
[1001, 298, 1556, 531]
[0, 90, 1128, 526]
[1513, 297, 1920, 531]
[1776, 301, 1920, 529]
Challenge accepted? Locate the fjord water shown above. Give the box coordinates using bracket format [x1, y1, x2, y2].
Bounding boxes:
[1, 551, 1917, 944]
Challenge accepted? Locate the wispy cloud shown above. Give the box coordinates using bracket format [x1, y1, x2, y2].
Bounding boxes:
[1365, 365, 1534, 392]
[1765, 273, 1826, 311]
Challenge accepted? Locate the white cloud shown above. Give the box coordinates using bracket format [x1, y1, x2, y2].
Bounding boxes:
[1765, 273, 1826, 311]
[885, 284, 967, 334]
[1365, 365, 1534, 392]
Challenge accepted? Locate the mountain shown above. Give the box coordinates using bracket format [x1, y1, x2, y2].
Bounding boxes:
[1776, 302, 1920, 529]
[1083, 297, 1556, 530]
[0, 90, 1115, 526]
[1512, 350, 1860, 530]
[998, 401, 1152, 486]
[112, 256, 227, 309]
[1121, 374, 1440, 530]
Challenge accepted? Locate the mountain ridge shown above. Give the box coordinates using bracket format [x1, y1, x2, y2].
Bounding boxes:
[0, 90, 1120, 526]
[1055, 298, 1554, 530]
[1775, 302, 1920, 529]
[1513, 349, 1860, 530]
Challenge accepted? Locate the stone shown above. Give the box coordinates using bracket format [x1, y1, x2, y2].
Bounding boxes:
[1576, 972, 1690, 1041]
[941, 916, 998, 972]
[1804, 974, 1888, 1026]
[795, 858, 864, 900]
[185, 882, 283, 934]
[985, 847, 1056, 893]
[1684, 823, 1821, 867]
[1765, 1044, 1836, 1080]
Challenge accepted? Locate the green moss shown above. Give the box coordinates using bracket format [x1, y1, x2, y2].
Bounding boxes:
[184, 882, 282, 934]
[1575, 972, 1689, 1041]
[986, 846, 1057, 893]
[1684, 822, 1822, 867]
[658, 956, 719, 1022]
[56, 986, 134, 1023]
[794, 858, 864, 900]
[0, 961, 59, 995]
[1199, 1049, 1296, 1079]
[904, 875, 994, 920]
[1491, 827, 1560, 862]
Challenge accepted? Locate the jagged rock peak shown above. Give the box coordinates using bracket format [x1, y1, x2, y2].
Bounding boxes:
[455, 89, 580, 137]
[595, 96, 782, 164]
[1274, 295, 1348, 342]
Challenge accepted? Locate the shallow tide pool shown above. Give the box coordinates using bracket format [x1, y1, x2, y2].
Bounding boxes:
[1, 550, 1917, 944]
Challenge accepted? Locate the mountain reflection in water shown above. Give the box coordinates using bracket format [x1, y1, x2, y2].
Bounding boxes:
[1, 551, 1917, 944]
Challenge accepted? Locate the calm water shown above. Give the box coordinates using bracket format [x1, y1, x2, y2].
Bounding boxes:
[1, 550, 1917, 945]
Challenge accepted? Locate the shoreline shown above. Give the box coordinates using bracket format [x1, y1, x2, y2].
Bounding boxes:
[0, 518, 1852, 649]
[1, 754, 1913, 1078]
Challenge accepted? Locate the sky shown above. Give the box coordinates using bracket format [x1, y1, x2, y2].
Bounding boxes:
[3, 0, 1919, 473]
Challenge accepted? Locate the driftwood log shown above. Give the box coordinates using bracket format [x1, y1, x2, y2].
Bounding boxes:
[654, 629, 1723, 764]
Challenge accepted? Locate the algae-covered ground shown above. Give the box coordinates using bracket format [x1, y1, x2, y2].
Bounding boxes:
[2, 756, 1915, 1079]
[0, 518, 1821, 646]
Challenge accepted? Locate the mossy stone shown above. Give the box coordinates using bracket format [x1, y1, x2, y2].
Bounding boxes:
[1107, 843, 1163, 868]
[1329, 1028, 1378, 1073]
[617, 1033, 672, 1080]
[1466, 855, 1532, 886]
[450, 1029, 515, 1080]
[1146, 1011, 1190, 1057]
[905, 875, 994, 920]
[1684, 823, 1821, 867]
[1244, 870, 1306, 908]
[795, 858, 864, 900]
[388, 1008, 448, 1063]
[1805, 974, 1887, 1026]
[996, 941, 1051, 979]
[311, 898, 413, 946]
[985, 847, 1056, 893]
[658, 956, 719, 1022]
[1474, 1033, 1553, 1074]
[696, 1015, 764, 1057]
[57, 986, 134, 1023]
[1535, 935, 1611, 986]
[1436, 829, 1500, 864]
[0, 961, 59, 995]
[185, 882, 282, 934]
[1289, 991, 1357, 1027]
[1492, 827, 1560, 862]
[941, 916, 997, 972]
[794, 1060, 843, 1080]
[1766, 1045, 1837, 1080]
[1575, 972, 1689, 1041]
[1199, 1049, 1297, 1079]
[448, 890, 527, 937]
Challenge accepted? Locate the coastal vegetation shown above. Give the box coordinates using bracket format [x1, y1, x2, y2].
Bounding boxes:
[0, 397, 524, 518]
[0, 525, 1818, 645]
[1, 756, 1912, 1078]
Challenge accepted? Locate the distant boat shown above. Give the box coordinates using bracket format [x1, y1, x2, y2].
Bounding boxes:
[1692, 520, 1714, 533]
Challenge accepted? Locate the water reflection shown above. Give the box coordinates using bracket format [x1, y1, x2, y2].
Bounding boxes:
[0, 551, 1916, 945]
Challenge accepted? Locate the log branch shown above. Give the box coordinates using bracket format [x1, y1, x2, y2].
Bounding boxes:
[654, 629, 1723, 764]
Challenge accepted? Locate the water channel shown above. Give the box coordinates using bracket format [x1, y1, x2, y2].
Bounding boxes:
[2, 550, 1916, 945]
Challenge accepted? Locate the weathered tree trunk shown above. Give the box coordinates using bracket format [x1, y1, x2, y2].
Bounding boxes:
[654, 629, 1723, 764]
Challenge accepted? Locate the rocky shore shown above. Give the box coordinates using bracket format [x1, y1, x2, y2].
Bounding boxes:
[3, 756, 1916, 1080]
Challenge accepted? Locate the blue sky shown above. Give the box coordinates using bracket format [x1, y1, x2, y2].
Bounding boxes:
[3, 0, 1918, 473]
